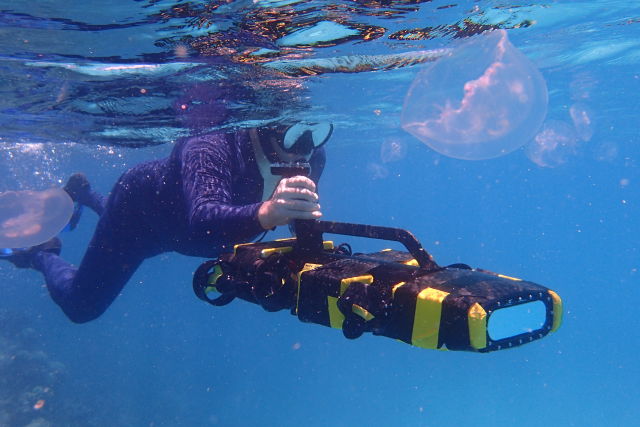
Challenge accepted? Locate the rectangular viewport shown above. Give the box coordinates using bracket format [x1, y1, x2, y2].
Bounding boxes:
[488, 300, 547, 341]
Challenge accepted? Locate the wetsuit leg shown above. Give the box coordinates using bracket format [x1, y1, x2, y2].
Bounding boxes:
[82, 190, 107, 216]
[32, 213, 144, 323]
[33, 170, 150, 323]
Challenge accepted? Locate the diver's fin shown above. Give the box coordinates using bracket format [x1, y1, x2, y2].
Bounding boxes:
[1, 237, 62, 269]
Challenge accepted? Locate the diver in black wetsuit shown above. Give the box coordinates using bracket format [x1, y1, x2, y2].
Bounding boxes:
[5, 122, 331, 323]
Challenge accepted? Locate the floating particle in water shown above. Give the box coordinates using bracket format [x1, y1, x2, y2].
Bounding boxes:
[380, 138, 407, 163]
[33, 399, 46, 410]
[525, 120, 578, 168]
[174, 44, 189, 58]
[569, 102, 594, 142]
[402, 30, 548, 160]
[0, 142, 76, 190]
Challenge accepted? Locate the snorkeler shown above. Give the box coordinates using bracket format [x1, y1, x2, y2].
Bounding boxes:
[2, 122, 331, 323]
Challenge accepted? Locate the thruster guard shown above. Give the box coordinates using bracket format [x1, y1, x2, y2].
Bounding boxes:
[193, 217, 562, 353]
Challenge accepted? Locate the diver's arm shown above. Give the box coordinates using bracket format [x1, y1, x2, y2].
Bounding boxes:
[181, 133, 264, 241]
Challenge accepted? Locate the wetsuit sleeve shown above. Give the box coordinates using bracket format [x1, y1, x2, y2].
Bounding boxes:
[181, 133, 265, 244]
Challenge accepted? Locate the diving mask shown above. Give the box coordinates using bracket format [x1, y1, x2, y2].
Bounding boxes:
[256, 122, 333, 165]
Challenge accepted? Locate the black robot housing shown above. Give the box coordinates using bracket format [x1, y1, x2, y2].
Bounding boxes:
[193, 219, 562, 353]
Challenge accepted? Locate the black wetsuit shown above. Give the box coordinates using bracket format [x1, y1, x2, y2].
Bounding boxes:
[33, 129, 325, 323]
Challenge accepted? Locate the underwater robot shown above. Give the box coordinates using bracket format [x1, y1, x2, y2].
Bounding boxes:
[193, 219, 562, 353]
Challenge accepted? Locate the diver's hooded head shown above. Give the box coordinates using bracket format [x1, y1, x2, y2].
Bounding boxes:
[252, 121, 333, 164]
[249, 121, 332, 200]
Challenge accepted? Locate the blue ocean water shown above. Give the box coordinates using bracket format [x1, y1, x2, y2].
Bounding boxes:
[1, 1, 638, 426]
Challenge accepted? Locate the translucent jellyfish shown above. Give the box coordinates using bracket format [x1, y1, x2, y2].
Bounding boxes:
[401, 30, 548, 160]
[569, 71, 598, 101]
[380, 137, 407, 163]
[0, 188, 73, 248]
[525, 120, 578, 168]
[569, 102, 594, 142]
[367, 162, 389, 180]
[592, 140, 618, 162]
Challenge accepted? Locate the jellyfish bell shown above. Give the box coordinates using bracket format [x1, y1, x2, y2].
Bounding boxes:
[0, 188, 73, 248]
[569, 102, 595, 142]
[525, 120, 579, 168]
[401, 29, 548, 160]
[380, 137, 407, 163]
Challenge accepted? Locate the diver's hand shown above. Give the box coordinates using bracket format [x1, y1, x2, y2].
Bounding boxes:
[258, 176, 322, 229]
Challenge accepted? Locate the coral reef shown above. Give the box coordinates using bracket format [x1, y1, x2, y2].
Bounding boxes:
[0, 309, 96, 426]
